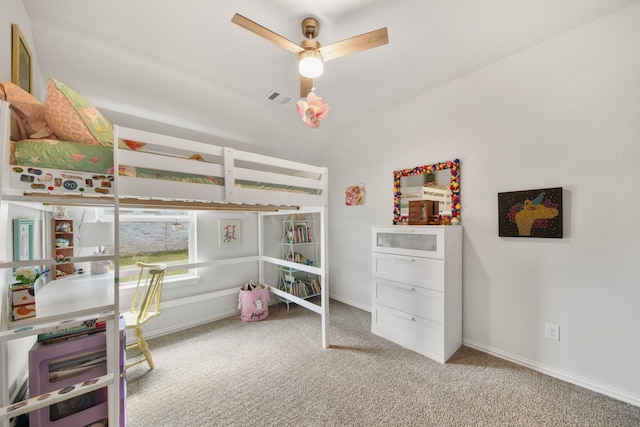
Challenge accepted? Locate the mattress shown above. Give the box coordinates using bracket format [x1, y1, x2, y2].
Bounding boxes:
[13, 139, 319, 195]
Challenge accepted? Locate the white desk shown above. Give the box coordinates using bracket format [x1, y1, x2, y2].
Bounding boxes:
[35, 273, 114, 319]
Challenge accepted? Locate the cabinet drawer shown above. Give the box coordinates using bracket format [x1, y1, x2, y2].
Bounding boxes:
[372, 252, 444, 291]
[372, 277, 443, 323]
[372, 226, 444, 258]
[371, 303, 444, 362]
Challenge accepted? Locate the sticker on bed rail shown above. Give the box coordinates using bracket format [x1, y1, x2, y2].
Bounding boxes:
[54, 178, 62, 187]
[37, 173, 53, 183]
[61, 173, 83, 180]
[95, 188, 110, 194]
[20, 174, 34, 183]
[12, 167, 23, 173]
[81, 379, 99, 387]
[27, 168, 42, 175]
[62, 180, 78, 190]
[31, 183, 45, 190]
[6, 401, 27, 412]
[59, 386, 75, 395]
[85, 179, 93, 187]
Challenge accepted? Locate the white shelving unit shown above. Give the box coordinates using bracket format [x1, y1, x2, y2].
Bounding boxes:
[51, 217, 75, 279]
[278, 214, 321, 309]
[258, 208, 329, 349]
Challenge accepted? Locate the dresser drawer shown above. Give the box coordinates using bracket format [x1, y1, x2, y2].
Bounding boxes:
[372, 226, 444, 258]
[372, 277, 443, 323]
[371, 303, 444, 362]
[372, 252, 444, 291]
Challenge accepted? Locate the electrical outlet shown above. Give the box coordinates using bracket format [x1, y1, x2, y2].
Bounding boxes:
[545, 323, 560, 341]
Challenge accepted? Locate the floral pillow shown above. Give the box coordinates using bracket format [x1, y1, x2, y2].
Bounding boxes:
[45, 78, 113, 146]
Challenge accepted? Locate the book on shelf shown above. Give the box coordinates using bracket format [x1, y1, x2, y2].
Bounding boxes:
[294, 224, 309, 243]
[38, 329, 105, 346]
[37, 319, 106, 342]
[280, 277, 321, 298]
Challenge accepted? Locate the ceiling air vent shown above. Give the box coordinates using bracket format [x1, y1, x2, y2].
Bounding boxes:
[266, 90, 293, 106]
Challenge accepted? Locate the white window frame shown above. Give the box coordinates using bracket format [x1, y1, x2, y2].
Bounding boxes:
[98, 208, 197, 285]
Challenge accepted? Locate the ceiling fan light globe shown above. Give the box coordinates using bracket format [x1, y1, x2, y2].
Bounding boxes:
[298, 51, 324, 78]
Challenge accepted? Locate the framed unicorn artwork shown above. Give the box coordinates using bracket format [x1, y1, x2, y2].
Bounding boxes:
[498, 187, 563, 238]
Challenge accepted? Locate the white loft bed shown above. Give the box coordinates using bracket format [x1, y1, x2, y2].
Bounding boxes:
[0, 99, 329, 425]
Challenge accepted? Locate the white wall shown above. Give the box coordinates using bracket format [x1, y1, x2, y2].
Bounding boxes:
[0, 0, 45, 98]
[321, 4, 640, 406]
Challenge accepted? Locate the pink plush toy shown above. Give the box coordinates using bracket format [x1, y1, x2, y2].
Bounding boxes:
[296, 92, 329, 128]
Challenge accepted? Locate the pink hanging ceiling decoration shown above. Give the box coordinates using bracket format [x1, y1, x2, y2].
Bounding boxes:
[296, 92, 329, 128]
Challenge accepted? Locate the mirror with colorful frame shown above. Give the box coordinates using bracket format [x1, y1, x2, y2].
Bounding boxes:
[393, 159, 460, 225]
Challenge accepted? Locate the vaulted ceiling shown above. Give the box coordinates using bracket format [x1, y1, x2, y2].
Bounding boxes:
[22, 0, 638, 161]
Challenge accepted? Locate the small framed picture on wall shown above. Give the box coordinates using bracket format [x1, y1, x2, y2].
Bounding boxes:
[13, 218, 34, 261]
[219, 219, 241, 247]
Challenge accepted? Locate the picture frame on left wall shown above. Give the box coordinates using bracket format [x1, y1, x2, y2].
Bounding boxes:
[11, 23, 33, 94]
[13, 218, 35, 261]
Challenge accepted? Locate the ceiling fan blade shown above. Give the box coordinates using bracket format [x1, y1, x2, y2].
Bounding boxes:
[231, 13, 304, 55]
[300, 76, 314, 98]
[319, 27, 388, 61]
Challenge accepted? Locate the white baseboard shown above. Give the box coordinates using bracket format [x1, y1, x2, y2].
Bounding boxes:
[139, 309, 239, 342]
[127, 286, 273, 343]
[329, 294, 371, 312]
[463, 338, 640, 408]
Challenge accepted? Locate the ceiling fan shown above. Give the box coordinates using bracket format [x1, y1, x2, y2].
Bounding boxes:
[231, 13, 389, 97]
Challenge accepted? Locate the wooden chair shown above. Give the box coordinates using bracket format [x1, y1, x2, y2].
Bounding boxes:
[123, 262, 166, 370]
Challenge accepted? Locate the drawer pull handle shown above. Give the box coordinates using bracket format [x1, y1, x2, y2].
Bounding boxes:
[393, 310, 418, 322]
[392, 283, 416, 292]
[394, 257, 417, 263]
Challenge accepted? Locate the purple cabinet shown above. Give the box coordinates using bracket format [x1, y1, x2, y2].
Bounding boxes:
[28, 319, 125, 426]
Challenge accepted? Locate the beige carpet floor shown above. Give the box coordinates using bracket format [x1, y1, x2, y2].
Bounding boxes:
[125, 299, 640, 426]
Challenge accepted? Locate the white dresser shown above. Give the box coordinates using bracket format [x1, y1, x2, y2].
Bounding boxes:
[371, 225, 462, 363]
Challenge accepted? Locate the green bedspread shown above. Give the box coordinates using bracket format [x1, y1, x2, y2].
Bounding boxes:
[13, 139, 319, 194]
[14, 139, 222, 185]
